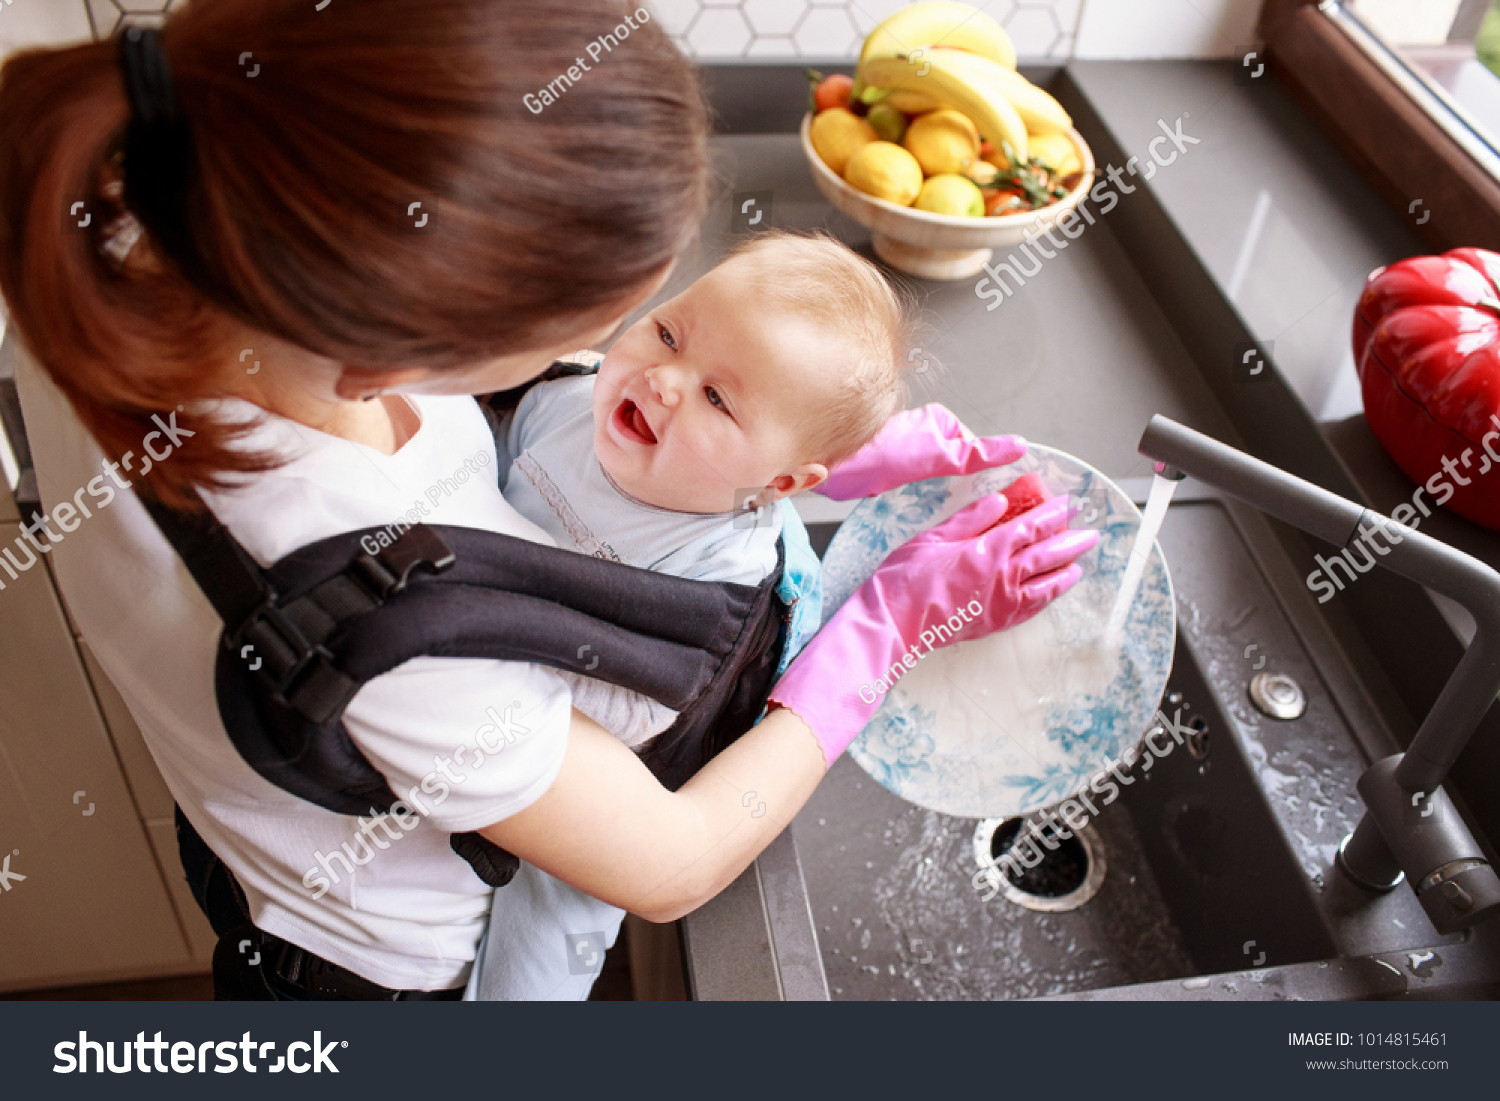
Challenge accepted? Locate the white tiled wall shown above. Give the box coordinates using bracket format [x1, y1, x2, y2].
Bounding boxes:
[0, 0, 183, 60]
[1072, 0, 1261, 60]
[648, 0, 1262, 60]
[2, 0, 1258, 65]
[0, 0, 91, 57]
[653, 0, 1086, 60]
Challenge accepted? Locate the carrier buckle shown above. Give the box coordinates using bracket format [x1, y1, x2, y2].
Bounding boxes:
[352, 525, 456, 599]
[229, 593, 336, 710]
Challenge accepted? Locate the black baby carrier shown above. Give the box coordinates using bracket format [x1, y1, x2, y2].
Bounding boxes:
[142, 362, 790, 888]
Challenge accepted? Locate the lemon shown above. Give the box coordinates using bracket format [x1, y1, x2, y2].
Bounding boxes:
[903, 109, 979, 176]
[844, 141, 924, 206]
[811, 107, 878, 177]
[914, 174, 985, 218]
[1028, 132, 1081, 177]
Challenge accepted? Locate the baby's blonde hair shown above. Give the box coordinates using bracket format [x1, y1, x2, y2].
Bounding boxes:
[718, 230, 925, 468]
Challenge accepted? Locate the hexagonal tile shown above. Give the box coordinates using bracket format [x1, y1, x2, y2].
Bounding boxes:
[975, 0, 1020, 27]
[86, 0, 184, 36]
[686, 7, 753, 56]
[1003, 5, 1063, 58]
[792, 6, 859, 57]
[642, 0, 701, 39]
[1050, 0, 1085, 37]
[745, 0, 807, 37]
[746, 35, 800, 58]
[849, 0, 919, 35]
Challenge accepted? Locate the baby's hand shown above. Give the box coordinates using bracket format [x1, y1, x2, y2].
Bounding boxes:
[817, 404, 1026, 500]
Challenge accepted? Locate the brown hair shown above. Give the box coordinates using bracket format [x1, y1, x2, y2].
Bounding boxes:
[719, 229, 925, 467]
[0, 0, 710, 508]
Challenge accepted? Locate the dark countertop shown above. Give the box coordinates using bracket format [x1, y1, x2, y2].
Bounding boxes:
[666, 115, 1236, 486]
[682, 60, 1500, 998]
[1064, 61, 1424, 425]
[1063, 61, 1500, 641]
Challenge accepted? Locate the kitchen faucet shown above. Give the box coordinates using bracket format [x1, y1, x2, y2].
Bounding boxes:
[1137, 414, 1500, 936]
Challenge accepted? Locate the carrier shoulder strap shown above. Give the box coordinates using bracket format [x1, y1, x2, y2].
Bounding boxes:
[141, 494, 400, 723]
[140, 491, 786, 887]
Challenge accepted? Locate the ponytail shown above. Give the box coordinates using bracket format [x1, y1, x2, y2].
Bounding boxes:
[0, 0, 711, 508]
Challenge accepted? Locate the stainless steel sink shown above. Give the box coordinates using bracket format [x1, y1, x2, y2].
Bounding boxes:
[682, 480, 1500, 1000]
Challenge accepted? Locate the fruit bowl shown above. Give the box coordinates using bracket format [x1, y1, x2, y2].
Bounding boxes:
[800, 112, 1096, 281]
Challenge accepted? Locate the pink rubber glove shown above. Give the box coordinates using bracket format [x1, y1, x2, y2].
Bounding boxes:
[769, 494, 1099, 767]
[819, 404, 1026, 500]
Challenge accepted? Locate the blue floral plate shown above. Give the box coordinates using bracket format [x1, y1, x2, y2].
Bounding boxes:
[820, 445, 1175, 820]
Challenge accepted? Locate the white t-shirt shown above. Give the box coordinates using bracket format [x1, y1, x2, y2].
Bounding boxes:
[15, 351, 576, 992]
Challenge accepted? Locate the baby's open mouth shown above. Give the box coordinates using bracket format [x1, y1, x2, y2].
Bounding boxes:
[614, 398, 658, 445]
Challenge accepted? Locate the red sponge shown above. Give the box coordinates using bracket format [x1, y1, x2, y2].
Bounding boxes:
[999, 472, 1050, 524]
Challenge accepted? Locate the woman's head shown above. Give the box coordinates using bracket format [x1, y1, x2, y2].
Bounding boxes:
[0, 0, 711, 506]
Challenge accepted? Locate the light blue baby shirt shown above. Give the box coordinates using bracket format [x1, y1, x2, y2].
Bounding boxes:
[466, 371, 821, 1002]
[496, 372, 821, 672]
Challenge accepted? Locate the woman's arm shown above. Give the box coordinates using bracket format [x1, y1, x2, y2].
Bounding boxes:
[479, 704, 823, 923]
[481, 491, 1099, 922]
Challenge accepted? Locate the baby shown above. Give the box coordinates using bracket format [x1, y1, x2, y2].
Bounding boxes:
[494, 229, 922, 748]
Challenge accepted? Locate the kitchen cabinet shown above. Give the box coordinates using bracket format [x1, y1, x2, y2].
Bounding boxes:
[0, 478, 212, 992]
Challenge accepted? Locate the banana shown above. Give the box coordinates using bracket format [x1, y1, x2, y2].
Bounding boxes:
[861, 86, 945, 114]
[860, 52, 1027, 161]
[924, 46, 1072, 134]
[859, 1, 1016, 71]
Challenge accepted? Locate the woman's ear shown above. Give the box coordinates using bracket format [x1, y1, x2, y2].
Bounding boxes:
[769, 463, 829, 500]
[333, 365, 432, 400]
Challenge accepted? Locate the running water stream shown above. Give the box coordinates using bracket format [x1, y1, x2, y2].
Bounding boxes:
[1101, 472, 1179, 650]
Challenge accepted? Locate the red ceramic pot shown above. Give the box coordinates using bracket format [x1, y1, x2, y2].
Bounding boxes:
[1353, 247, 1500, 530]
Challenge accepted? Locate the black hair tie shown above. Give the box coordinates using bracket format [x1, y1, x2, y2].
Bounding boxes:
[117, 26, 200, 278]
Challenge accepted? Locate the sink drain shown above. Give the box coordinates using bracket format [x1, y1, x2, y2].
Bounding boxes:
[972, 816, 1106, 912]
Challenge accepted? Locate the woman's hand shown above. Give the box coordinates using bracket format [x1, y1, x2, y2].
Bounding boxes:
[769, 491, 1099, 766]
[818, 404, 1025, 500]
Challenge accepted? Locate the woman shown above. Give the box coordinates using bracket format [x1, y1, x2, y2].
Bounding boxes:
[0, 0, 1097, 999]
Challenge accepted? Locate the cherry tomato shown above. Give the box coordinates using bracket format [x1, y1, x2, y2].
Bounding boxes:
[815, 73, 855, 112]
[984, 188, 1024, 216]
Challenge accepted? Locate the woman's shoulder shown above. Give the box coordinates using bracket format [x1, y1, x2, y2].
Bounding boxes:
[205, 393, 555, 566]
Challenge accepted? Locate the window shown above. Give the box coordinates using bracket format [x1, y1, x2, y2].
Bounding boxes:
[1333, 0, 1500, 181]
[1260, 0, 1500, 252]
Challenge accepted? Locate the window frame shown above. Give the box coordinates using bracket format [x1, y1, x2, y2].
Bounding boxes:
[1259, 0, 1500, 251]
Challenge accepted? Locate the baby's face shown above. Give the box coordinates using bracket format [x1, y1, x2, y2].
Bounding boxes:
[592, 259, 837, 514]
